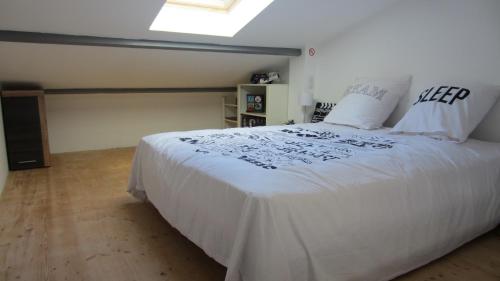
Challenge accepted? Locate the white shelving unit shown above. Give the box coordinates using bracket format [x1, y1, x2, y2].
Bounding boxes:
[237, 84, 288, 127]
[222, 93, 238, 129]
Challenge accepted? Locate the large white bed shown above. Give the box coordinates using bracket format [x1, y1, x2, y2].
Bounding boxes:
[128, 123, 500, 281]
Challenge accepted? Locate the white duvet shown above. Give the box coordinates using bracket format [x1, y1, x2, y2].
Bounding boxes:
[128, 123, 500, 281]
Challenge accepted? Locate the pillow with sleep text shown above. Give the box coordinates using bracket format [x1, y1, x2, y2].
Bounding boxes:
[391, 81, 500, 142]
[324, 76, 411, 129]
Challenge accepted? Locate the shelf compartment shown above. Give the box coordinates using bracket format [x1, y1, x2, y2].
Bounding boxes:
[241, 112, 266, 118]
[224, 117, 238, 124]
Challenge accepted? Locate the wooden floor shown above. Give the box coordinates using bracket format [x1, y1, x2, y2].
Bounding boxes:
[0, 148, 498, 281]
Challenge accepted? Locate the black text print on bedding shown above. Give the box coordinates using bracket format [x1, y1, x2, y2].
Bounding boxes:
[413, 86, 470, 105]
[179, 128, 397, 170]
[345, 83, 388, 101]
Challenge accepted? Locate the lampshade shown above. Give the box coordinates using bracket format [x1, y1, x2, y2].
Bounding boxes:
[299, 91, 314, 107]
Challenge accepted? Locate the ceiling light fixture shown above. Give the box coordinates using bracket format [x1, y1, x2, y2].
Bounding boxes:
[150, 0, 275, 37]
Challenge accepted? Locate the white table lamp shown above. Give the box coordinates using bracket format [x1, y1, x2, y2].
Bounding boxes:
[300, 91, 314, 123]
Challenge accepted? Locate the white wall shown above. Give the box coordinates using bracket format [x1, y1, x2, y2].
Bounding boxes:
[0, 41, 290, 154]
[0, 102, 9, 192]
[288, 45, 321, 123]
[46, 93, 223, 153]
[304, 0, 500, 142]
[288, 54, 306, 122]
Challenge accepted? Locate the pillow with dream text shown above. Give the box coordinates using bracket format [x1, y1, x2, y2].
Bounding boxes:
[324, 76, 411, 129]
[391, 81, 500, 142]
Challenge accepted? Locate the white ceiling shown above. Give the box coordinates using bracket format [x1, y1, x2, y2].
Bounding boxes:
[0, 0, 401, 48]
[0, 0, 400, 89]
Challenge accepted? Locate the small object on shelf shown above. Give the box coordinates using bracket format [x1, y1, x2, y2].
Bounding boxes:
[246, 94, 265, 113]
[250, 73, 268, 84]
[257, 72, 280, 84]
[241, 115, 266, 127]
[250, 72, 280, 84]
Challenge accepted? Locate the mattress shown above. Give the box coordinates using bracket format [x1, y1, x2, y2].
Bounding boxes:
[128, 123, 500, 281]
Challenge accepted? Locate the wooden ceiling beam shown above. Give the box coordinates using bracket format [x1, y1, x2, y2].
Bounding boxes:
[0, 30, 302, 56]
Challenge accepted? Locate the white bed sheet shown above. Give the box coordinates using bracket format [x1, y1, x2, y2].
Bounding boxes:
[128, 123, 500, 281]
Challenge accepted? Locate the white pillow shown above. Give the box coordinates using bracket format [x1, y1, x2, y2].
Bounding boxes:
[391, 81, 500, 142]
[324, 76, 411, 129]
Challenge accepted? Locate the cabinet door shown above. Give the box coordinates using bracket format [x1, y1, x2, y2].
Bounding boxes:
[2, 96, 44, 170]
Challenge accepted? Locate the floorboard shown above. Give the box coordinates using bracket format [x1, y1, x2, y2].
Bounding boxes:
[0, 148, 498, 281]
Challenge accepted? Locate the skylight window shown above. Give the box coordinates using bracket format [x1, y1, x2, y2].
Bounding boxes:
[150, 0, 275, 37]
[168, 0, 236, 11]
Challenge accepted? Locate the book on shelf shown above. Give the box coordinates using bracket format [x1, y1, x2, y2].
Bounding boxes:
[241, 115, 266, 127]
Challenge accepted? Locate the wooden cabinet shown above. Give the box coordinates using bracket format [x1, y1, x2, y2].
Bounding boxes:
[237, 84, 288, 127]
[1, 89, 50, 170]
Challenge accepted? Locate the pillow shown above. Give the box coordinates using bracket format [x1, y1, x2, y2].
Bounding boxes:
[324, 76, 411, 129]
[391, 81, 500, 142]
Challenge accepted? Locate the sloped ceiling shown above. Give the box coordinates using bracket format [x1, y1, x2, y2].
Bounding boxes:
[0, 42, 289, 88]
[0, 0, 400, 48]
[0, 0, 400, 88]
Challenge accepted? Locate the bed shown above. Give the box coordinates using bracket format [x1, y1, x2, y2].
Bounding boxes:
[128, 122, 500, 281]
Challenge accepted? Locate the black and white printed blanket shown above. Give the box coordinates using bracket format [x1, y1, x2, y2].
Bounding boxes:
[129, 119, 500, 281]
[178, 126, 397, 169]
